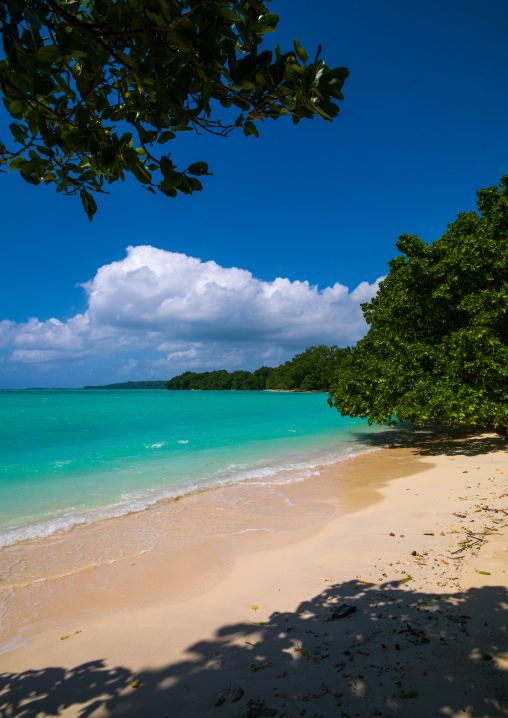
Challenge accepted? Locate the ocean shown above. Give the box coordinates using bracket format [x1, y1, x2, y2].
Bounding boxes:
[0, 389, 392, 549]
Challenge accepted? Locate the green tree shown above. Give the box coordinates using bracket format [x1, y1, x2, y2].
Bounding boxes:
[266, 345, 348, 391]
[166, 370, 198, 389]
[248, 365, 274, 389]
[328, 177, 508, 434]
[230, 370, 251, 389]
[204, 370, 232, 389]
[0, 0, 348, 219]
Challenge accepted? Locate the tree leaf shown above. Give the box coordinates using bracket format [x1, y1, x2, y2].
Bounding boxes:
[259, 13, 279, 27]
[36, 45, 61, 63]
[9, 101, 24, 115]
[400, 691, 419, 699]
[293, 38, 308, 63]
[80, 188, 97, 222]
[187, 161, 210, 176]
[243, 120, 259, 138]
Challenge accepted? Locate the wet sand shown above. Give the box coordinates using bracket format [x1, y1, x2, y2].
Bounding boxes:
[1, 429, 507, 717]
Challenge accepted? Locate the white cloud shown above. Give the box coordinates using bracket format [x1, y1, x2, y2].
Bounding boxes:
[0, 319, 17, 348]
[2, 246, 384, 382]
[117, 358, 139, 376]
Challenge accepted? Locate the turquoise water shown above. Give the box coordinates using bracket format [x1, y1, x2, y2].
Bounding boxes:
[0, 389, 391, 547]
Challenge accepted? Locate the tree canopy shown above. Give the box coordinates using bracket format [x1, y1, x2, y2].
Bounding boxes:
[266, 344, 349, 391]
[166, 366, 273, 390]
[165, 345, 348, 391]
[0, 0, 348, 219]
[328, 176, 508, 434]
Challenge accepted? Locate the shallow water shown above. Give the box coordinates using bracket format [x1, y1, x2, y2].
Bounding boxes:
[0, 389, 392, 548]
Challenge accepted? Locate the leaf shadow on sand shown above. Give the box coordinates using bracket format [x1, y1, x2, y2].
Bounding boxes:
[351, 425, 508, 458]
[2, 578, 508, 718]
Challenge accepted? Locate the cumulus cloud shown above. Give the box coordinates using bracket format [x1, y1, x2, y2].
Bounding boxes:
[2, 246, 384, 382]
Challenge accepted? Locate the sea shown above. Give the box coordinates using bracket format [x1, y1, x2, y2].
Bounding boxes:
[0, 388, 395, 550]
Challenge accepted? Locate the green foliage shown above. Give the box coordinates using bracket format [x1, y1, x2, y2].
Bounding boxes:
[0, 0, 348, 219]
[166, 345, 348, 391]
[266, 344, 349, 391]
[328, 177, 508, 433]
[165, 367, 275, 390]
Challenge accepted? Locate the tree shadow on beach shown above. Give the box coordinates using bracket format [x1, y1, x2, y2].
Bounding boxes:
[2, 577, 508, 718]
[0, 659, 132, 718]
[351, 425, 508, 458]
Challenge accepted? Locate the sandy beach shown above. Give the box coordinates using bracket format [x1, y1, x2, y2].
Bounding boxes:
[1, 428, 507, 718]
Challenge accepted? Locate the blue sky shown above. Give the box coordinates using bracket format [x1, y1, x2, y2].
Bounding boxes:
[1, 0, 507, 388]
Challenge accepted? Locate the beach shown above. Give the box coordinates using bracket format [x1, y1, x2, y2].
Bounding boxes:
[1, 429, 508, 717]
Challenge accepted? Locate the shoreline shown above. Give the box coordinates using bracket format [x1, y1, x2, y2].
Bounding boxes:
[1, 429, 508, 717]
[0, 436, 383, 551]
[0, 440, 394, 653]
[0, 391, 394, 552]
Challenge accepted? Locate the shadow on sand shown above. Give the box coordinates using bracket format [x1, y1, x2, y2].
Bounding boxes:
[2, 578, 507, 718]
[351, 424, 508, 458]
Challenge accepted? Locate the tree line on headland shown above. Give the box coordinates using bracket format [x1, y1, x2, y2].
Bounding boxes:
[166, 345, 348, 391]
[84, 346, 348, 392]
[84, 380, 168, 390]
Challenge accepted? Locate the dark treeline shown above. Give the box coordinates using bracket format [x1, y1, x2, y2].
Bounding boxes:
[84, 380, 167, 389]
[165, 345, 349, 391]
[165, 367, 273, 391]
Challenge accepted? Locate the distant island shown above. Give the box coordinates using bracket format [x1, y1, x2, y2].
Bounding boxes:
[84, 346, 348, 392]
[83, 380, 167, 390]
